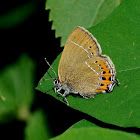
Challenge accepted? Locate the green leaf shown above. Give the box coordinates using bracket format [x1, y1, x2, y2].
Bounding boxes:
[37, 0, 140, 128]
[0, 54, 35, 122]
[46, 0, 121, 46]
[69, 119, 97, 129]
[50, 127, 140, 140]
[25, 110, 51, 140]
[55, 120, 140, 140]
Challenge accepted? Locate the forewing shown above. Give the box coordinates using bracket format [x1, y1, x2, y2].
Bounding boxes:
[58, 26, 102, 83]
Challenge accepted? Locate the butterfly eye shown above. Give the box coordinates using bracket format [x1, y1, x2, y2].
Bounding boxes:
[53, 79, 58, 85]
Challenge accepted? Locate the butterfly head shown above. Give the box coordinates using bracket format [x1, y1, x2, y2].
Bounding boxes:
[53, 78, 61, 87]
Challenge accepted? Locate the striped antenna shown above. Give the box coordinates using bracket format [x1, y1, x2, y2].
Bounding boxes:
[44, 58, 57, 78]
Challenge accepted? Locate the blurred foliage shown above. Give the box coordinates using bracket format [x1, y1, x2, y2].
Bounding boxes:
[0, 54, 35, 122]
[0, 55, 52, 139]
[25, 110, 51, 140]
[0, 0, 40, 29]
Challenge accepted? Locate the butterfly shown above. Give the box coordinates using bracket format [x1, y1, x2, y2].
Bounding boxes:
[47, 26, 118, 106]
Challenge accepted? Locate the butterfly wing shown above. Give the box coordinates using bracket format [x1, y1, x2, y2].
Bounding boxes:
[58, 26, 102, 83]
[65, 55, 116, 96]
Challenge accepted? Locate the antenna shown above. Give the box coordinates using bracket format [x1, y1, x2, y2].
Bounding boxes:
[44, 58, 57, 78]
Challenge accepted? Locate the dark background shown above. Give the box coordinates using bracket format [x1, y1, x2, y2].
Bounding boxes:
[0, 0, 138, 139]
[0, 0, 85, 139]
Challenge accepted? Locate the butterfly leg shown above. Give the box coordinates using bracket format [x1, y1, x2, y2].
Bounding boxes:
[54, 87, 69, 105]
[54, 87, 63, 96]
[54, 87, 57, 93]
[62, 90, 70, 106]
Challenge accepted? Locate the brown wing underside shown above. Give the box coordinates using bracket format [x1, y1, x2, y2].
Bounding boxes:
[58, 26, 102, 83]
[58, 26, 116, 95]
